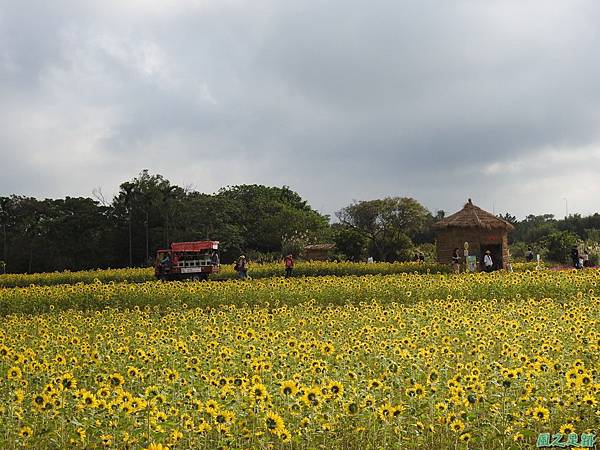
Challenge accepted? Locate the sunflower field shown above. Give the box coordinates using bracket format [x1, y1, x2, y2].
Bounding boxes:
[0, 261, 448, 288]
[0, 260, 544, 289]
[0, 268, 598, 449]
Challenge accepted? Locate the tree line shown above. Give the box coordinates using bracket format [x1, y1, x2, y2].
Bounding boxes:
[1, 170, 599, 273]
[0, 170, 330, 273]
[499, 212, 600, 264]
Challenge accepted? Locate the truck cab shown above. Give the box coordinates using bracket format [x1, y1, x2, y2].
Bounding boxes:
[155, 241, 220, 281]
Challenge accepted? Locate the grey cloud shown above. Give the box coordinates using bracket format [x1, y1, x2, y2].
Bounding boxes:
[1, 0, 600, 219]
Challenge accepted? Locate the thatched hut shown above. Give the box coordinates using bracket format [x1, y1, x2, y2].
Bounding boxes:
[433, 199, 514, 271]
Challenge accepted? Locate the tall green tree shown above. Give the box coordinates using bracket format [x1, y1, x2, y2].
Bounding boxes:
[217, 185, 329, 254]
[0, 197, 14, 269]
[175, 193, 245, 262]
[112, 170, 185, 266]
[336, 197, 430, 261]
[331, 223, 368, 261]
[512, 214, 558, 243]
[542, 231, 580, 263]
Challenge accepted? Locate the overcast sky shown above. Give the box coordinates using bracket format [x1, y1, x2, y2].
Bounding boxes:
[1, 0, 599, 219]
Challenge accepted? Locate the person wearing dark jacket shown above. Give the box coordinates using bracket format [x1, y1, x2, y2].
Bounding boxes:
[525, 247, 534, 263]
[570, 246, 580, 269]
[235, 255, 248, 279]
[211, 251, 220, 267]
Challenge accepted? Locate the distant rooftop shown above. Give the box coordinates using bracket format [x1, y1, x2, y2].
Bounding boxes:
[305, 244, 336, 250]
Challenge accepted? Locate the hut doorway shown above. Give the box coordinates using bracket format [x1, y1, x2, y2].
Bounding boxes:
[434, 200, 514, 270]
[480, 244, 502, 271]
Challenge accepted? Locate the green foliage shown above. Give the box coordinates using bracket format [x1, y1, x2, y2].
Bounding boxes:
[370, 230, 414, 262]
[281, 230, 311, 258]
[336, 197, 430, 262]
[242, 250, 281, 264]
[585, 228, 600, 242]
[512, 213, 600, 246]
[177, 192, 245, 262]
[0, 195, 113, 273]
[542, 231, 580, 263]
[218, 185, 330, 255]
[415, 243, 436, 262]
[509, 241, 548, 262]
[499, 212, 517, 225]
[511, 214, 558, 244]
[331, 224, 367, 261]
[112, 169, 187, 265]
[0, 174, 331, 272]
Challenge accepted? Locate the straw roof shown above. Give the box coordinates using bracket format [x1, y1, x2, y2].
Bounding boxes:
[433, 199, 515, 231]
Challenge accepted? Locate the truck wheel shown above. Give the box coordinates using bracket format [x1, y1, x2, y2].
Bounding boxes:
[191, 274, 201, 282]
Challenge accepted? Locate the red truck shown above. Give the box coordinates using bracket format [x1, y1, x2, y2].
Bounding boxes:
[155, 241, 220, 281]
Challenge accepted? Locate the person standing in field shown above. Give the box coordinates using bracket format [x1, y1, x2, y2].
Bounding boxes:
[483, 250, 493, 273]
[582, 249, 590, 268]
[211, 250, 220, 267]
[160, 254, 172, 272]
[235, 255, 248, 279]
[284, 254, 294, 278]
[570, 246, 579, 269]
[525, 247, 534, 263]
[452, 248, 461, 274]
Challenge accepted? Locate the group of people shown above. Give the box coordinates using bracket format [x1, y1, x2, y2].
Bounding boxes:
[571, 246, 590, 269]
[451, 247, 494, 274]
[234, 254, 295, 279]
[412, 252, 425, 262]
[160, 250, 220, 271]
[233, 255, 249, 279]
[529, 245, 591, 269]
[451, 245, 593, 273]
[161, 245, 593, 280]
[159, 253, 180, 271]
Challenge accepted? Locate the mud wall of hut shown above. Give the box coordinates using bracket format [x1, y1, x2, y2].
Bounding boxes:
[436, 227, 510, 270]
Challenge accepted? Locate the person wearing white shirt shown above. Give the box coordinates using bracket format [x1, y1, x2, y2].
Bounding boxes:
[483, 250, 493, 273]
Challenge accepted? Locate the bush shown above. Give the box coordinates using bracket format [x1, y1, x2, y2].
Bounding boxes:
[542, 231, 580, 263]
